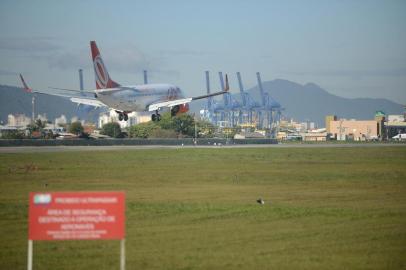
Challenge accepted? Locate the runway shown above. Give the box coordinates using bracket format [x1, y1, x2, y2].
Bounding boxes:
[0, 143, 405, 153]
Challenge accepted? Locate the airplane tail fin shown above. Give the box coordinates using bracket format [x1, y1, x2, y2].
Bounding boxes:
[19, 74, 32, 93]
[90, 41, 120, 90]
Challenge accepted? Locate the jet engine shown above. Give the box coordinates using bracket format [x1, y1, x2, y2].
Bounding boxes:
[171, 104, 189, 116]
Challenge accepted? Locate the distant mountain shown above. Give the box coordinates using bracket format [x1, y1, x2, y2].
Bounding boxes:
[0, 85, 103, 124]
[189, 79, 404, 127]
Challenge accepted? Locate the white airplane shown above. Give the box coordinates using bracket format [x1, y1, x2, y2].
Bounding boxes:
[20, 41, 229, 121]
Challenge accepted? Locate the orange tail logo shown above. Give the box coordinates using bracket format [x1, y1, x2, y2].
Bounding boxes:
[90, 41, 120, 89]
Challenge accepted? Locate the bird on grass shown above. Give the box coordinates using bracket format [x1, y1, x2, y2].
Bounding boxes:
[256, 198, 265, 205]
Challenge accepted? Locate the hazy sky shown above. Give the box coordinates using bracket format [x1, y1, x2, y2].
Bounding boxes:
[0, 0, 405, 104]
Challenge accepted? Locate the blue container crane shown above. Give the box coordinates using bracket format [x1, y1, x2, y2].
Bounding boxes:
[202, 70, 217, 124]
[236, 72, 263, 126]
[256, 72, 282, 134]
[218, 72, 241, 127]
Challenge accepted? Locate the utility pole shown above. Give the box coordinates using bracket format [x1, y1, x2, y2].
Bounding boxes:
[32, 94, 35, 122]
[143, 70, 148, 84]
[194, 114, 197, 145]
[79, 69, 84, 93]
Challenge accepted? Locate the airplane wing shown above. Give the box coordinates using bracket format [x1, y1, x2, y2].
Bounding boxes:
[19, 74, 105, 108]
[148, 74, 230, 111]
[48, 87, 95, 94]
[20, 74, 90, 97]
[148, 98, 193, 111]
[70, 97, 107, 108]
[33, 90, 106, 108]
[34, 91, 86, 99]
[191, 89, 229, 101]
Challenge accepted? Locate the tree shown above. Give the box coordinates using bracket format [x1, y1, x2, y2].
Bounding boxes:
[26, 124, 37, 136]
[69, 121, 84, 135]
[127, 113, 201, 138]
[173, 114, 195, 137]
[35, 119, 46, 130]
[196, 119, 216, 138]
[26, 119, 47, 138]
[155, 112, 196, 136]
[101, 122, 122, 138]
[27, 119, 47, 135]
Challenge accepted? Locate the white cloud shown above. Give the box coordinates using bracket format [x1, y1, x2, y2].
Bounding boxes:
[0, 37, 60, 53]
[159, 49, 215, 57]
[0, 69, 19, 76]
[282, 68, 406, 79]
[47, 44, 180, 77]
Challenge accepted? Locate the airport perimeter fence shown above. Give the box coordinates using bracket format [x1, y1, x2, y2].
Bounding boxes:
[0, 138, 278, 147]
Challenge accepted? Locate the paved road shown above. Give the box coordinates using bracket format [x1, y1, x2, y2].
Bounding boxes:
[0, 143, 405, 153]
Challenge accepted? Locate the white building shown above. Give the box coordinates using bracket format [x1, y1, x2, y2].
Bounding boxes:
[387, 115, 405, 123]
[299, 121, 316, 131]
[98, 110, 151, 129]
[7, 114, 31, 128]
[36, 114, 48, 122]
[55, 115, 67, 126]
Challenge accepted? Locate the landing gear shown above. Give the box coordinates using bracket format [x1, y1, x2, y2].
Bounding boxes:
[151, 113, 161, 121]
[151, 110, 161, 122]
[117, 112, 129, 121]
[171, 105, 180, 117]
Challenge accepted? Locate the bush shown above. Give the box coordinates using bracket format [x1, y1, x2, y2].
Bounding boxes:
[149, 127, 178, 138]
[1, 130, 26, 139]
[128, 122, 158, 138]
[156, 113, 175, 130]
[101, 122, 122, 138]
[69, 121, 84, 135]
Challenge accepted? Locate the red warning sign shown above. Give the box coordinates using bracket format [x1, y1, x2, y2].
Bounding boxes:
[28, 192, 125, 240]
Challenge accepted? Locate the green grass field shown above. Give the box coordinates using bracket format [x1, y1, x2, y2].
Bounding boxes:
[0, 146, 405, 269]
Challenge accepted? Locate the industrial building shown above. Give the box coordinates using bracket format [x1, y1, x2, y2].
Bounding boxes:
[301, 129, 327, 142]
[326, 112, 386, 141]
[329, 120, 380, 141]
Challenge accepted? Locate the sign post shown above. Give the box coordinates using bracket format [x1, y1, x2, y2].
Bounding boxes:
[28, 191, 125, 270]
[27, 240, 33, 270]
[120, 238, 125, 270]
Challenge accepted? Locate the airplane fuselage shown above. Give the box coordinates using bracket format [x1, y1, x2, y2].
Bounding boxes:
[96, 83, 185, 112]
[18, 41, 228, 122]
